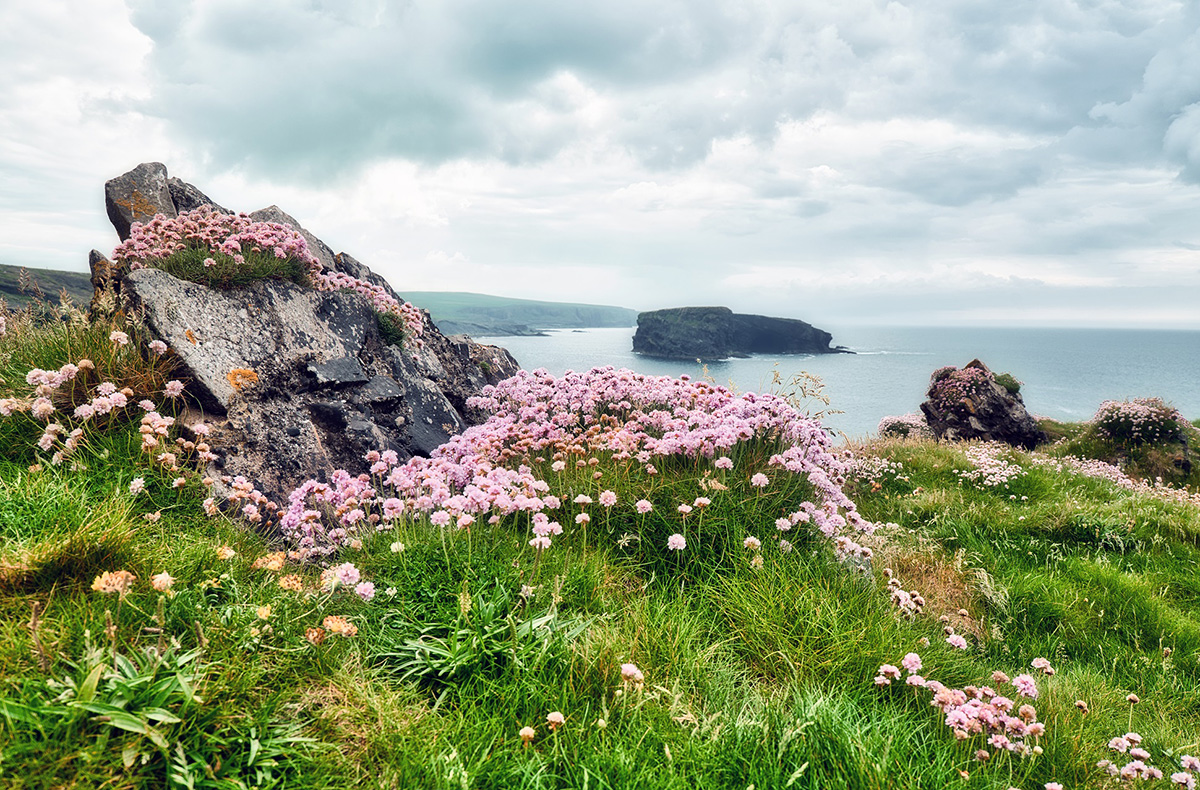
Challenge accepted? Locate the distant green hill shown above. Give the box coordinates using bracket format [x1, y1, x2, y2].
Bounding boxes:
[402, 291, 638, 336]
[0, 266, 636, 338]
[0, 264, 92, 309]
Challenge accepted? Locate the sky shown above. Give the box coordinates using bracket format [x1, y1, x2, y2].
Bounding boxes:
[2, 0, 1199, 328]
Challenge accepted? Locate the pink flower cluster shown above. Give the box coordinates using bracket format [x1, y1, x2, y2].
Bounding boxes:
[927, 365, 994, 414]
[1097, 731, 1168, 782]
[877, 653, 1050, 761]
[877, 413, 933, 439]
[1031, 454, 1200, 509]
[113, 208, 322, 276]
[958, 443, 1027, 489]
[311, 270, 425, 350]
[269, 366, 875, 558]
[1091, 397, 1186, 447]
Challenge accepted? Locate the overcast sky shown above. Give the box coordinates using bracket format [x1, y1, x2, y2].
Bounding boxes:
[2, 0, 1199, 328]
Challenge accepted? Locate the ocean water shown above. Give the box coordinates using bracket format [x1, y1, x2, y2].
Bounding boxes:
[476, 326, 1200, 439]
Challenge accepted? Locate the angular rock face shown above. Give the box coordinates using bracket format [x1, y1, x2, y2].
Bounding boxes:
[632, 306, 844, 360]
[919, 360, 1046, 449]
[105, 162, 177, 241]
[104, 163, 519, 505]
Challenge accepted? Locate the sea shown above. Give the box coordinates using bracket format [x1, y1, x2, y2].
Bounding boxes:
[475, 326, 1200, 440]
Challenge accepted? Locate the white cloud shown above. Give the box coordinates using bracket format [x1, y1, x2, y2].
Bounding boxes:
[0, 0, 1198, 328]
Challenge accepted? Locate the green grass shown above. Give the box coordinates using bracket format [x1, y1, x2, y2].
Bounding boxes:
[3, 314, 1200, 788]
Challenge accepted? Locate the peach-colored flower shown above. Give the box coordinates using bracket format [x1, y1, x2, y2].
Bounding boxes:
[278, 574, 303, 591]
[546, 711, 565, 731]
[305, 627, 326, 645]
[519, 726, 536, 745]
[256, 605, 272, 620]
[91, 570, 136, 597]
[216, 545, 237, 560]
[323, 615, 358, 637]
[150, 571, 175, 593]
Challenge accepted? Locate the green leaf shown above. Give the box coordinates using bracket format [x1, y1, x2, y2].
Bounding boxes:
[77, 664, 104, 704]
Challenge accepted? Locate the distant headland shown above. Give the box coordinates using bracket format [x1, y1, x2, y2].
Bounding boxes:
[632, 306, 850, 360]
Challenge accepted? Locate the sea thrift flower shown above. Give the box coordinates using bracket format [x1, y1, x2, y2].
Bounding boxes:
[743, 536, 761, 551]
[1181, 755, 1200, 771]
[546, 711, 565, 731]
[946, 634, 968, 650]
[677, 503, 692, 516]
[621, 663, 644, 684]
[715, 456, 733, 470]
[149, 340, 168, 355]
[529, 536, 552, 550]
[599, 490, 617, 507]
[636, 499, 653, 514]
[1031, 657, 1054, 675]
[355, 581, 376, 602]
[305, 627, 326, 645]
[750, 554, 764, 569]
[1127, 693, 1140, 704]
[257, 605, 272, 620]
[279, 574, 303, 591]
[775, 517, 791, 532]
[1012, 674, 1039, 699]
[1045, 783, 1063, 790]
[667, 533, 686, 551]
[151, 571, 174, 593]
[901, 653, 922, 673]
[217, 545, 237, 560]
[390, 541, 405, 553]
[573, 494, 592, 505]
[520, 726, 536, 745]
[129, 477, 145, 495]
[109, 330, 129, 345]
[164, 380, 184, 398]
[692, 497, 710, 508]
[750, 473, 769, 488]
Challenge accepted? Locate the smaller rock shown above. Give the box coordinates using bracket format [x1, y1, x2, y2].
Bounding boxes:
[167, 177, 231, 215]
[920, 360, 1046, 449]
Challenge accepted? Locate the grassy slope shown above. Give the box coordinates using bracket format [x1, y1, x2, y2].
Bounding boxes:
[1, 318, 1199, 788]
[0, 264, 92, 308]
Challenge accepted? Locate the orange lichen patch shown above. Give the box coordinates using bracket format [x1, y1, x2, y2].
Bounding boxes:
[185, 329, 197, 345]
[227, 368, 259, 391]
[114, 189, 162, 221]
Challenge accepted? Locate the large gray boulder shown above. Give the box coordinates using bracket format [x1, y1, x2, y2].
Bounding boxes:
[123, 268, 517, 505]
[104, 163, 520, 505]
[919, 360, 1046, 449]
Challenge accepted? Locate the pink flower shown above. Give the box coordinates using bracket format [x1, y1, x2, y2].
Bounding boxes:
[715, 456, 733, 470]
[599, 490, 617, 507]
[667, 533, 686, 551]
[905, 675, 926, 687]
[901, 652, 922, 673]
[149, 340, 168, 355]
[879, 664, 901, 680]
[129, 477, 145, 495]
[621, 663, 644, 684]
[946, 634, 968, 650]
[677, 503, 692, 516]
[519, 725, 536, 744]
[355, 581, 376, 602]
[750, 473, 769, 488]
[1012, 674, 1038, 699]
[109, 330, 129, 346]
[546, 711, 565, 731]
[743, 536, 761, 550]
[635, 499, 653, 514]
[529, 535, 552, 550]
[151, 571, 175, 592]
[1031, 657, 1055, 675]
[775, 517, 791, 532]
[574, 494, 592, 505]
[164, 380, 184, 398]
[1045, 783, 1063, 790]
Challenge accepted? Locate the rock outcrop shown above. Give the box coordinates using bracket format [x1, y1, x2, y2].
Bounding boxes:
[919, 360, 1046, 449]
[632, 306, 846, 360]
[104, 163, 519, 504]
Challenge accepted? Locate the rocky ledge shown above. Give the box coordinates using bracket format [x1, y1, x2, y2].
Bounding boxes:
[632, 306, 848, 360]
